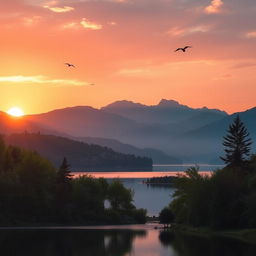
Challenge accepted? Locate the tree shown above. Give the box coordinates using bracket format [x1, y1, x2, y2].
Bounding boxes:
[55, 157, 72, 220]
[221, 115, 252, 166]
[159, 207, 174, 228]
[56, 157, 72, 184]
[108, 180, 134, 211]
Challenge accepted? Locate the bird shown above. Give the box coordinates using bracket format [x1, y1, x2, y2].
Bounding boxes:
[174, 46, 192, 52]
[65, 63, 75, 68]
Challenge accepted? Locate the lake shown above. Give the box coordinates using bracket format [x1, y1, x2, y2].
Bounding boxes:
[72, 164, 223, 216]
[1, 225, 255, 256]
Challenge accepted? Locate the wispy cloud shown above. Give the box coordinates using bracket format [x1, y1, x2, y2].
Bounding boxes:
[44, 5, 74, 13]
[118, 68, 151, 76]
[0, 75, 89, 87]
[245, 31, 256, 38]
[205, 0, 224, 14]
[167, 25, 211, 37]
[23, 16, 42, 26]
[80, 18, 103, 30]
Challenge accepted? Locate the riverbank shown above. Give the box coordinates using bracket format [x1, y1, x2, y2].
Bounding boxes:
[170, 224, 256, 244]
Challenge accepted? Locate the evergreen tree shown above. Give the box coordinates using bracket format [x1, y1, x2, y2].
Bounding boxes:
[56, 157, 72, 184]
[221, 115, 252, 166]
[55, 157, 72, 220]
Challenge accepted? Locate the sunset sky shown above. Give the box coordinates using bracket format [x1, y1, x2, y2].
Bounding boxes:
[1, 0, 256, 114]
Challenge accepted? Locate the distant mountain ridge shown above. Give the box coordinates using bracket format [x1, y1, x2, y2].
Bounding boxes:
[78, 136, 182, 164]
[1, 99, 255, 164]
[5, 133, 153, 170]
[102, 99, 227, 125]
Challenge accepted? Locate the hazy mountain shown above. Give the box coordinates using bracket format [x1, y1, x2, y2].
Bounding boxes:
[0, 109, 182, 164]
[172, 107, 256, 162]
[3, 99, 254, 164]
[79, 136, 182, 164]
[5, 133, 152, 170]
[102, 99, 227, 125]
[0, 111, 60, 135]
[26, 106, 173, 147]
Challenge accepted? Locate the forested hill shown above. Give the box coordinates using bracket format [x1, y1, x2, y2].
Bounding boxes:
[5, 133, 152, 170]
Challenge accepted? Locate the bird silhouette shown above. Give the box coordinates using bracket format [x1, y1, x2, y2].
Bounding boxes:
[65, 63, 75, 68]
[174, 46, 192, 52]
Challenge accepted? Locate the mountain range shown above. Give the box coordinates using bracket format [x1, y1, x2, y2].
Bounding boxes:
[1, 99, 256, 164]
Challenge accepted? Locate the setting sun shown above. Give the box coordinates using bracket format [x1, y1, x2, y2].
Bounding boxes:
[7, 107, 24, 117]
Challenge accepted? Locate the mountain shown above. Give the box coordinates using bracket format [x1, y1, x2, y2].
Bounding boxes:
[25, 100, 227, 149]
[21, 100, 231, 163]
[78, 136, 182, 164]
[0, 111, 60, 135]
[5, 133, 152, 170]
[0, 109, 182, 164]
[26, 106, 173, 148]
[102, 99, 227, 125]
[5, 99, 251, 164]
[174, 107, 256, 162]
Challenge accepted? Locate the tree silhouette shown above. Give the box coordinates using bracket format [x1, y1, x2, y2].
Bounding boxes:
[159, 207, 174, 228]
[57, 157, 72, 184]
[55, 157, 72, 219]
[221, 115, 252, 166]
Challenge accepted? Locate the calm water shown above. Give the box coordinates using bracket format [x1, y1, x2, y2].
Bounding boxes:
[72, 164, 222, 216]
[1, 225, 255, 256]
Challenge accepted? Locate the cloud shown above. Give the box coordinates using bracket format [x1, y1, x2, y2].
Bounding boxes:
[62, 19, 104, 30]
[44, 5, 74, 13]
[204, 0, 224, 14]
[245, 31, 256, 38]
[80, 18, 103, 30]
[167, 25, 211, 37]
[0, 75, 89, 86]
[62, 22, 80, 30]
[23, 16, 42, 26]
[118, 68, 151, 76]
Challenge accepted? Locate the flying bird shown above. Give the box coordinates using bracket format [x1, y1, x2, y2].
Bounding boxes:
[174, 46, 192, 52]
[65, 63, 75, 68]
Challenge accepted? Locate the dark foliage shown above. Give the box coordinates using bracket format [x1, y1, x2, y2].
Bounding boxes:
[161, 117, 256, 230]
[159, 207, 174, 226]
[167, 159, 256, 229]
[221, 115, 252, 166]
[0, 137, 146, 225]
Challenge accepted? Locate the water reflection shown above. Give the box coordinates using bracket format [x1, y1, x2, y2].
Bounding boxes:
[0, 229, 146, 256]
[159, 230, 256, 256]
[0, 227, 255, 256]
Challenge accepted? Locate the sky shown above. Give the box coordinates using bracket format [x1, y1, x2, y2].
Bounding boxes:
[0, 0, 256, 114]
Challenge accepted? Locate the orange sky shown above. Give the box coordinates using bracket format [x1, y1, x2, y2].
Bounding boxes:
[1, 0, 256, 114]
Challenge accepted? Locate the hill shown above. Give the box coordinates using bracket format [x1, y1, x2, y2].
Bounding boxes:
[79, 136, 182, 164]
[4, 99, 255, 163]
[5, 133, 152, 170]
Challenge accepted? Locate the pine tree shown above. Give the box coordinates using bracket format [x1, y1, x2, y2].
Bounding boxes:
[55, 157, 72, 219]
[56, 157, 72, 184]
[221, 115, 252, 166]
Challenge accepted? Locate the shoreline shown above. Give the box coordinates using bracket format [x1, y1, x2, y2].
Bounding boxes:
[0, 223, 161, 230]
[169, 224, 256, 244]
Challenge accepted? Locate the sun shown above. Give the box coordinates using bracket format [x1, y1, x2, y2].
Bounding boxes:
[7, 107, 25, 117]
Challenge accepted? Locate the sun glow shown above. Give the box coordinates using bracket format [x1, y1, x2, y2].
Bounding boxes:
[7, 107, 24, 117]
